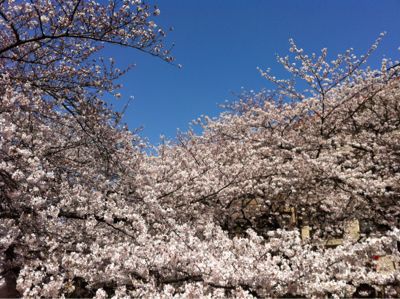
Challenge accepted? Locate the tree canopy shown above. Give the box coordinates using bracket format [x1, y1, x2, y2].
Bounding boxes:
[0, 1, 399, 298]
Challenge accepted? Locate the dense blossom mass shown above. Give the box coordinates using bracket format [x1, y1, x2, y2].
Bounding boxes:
[1, 1, 400, 298]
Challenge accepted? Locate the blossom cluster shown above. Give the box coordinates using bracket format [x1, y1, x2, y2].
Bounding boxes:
[0, 2, 399, 297]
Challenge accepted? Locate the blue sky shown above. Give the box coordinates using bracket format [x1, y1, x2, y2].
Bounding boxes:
[103, 0, 400, 145]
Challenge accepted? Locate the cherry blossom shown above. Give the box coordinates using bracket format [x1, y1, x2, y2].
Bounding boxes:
[1, 1, 399, 296]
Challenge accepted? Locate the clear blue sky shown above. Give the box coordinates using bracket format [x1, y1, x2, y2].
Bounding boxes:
[103, 0, 400, 145]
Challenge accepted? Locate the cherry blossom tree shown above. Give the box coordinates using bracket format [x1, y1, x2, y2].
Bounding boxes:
[154, 34, 399, 236]
[0, 0, 172, 297]
[142, 35, 400, 297]
[0, 0, 171, 102]
[1, 0, 399, 296]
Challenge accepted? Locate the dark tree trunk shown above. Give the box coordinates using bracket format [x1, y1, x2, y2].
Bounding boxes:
[0, 270, 20, 298]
